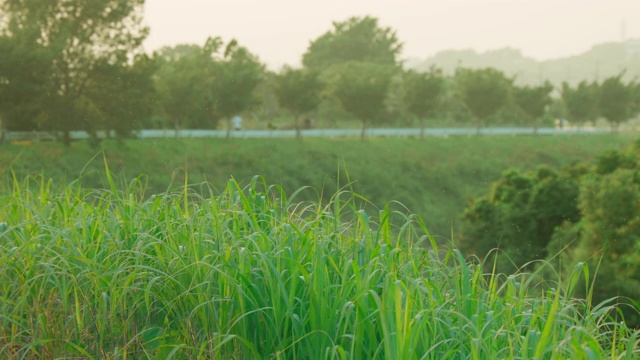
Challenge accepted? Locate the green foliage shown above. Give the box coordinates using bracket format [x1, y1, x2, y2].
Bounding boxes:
[466, 138, 640, 326]
[548, 143, 640, 325]
[210, 39, 264, 136]
[513, 81, 553, 130]
[302, 16, 402, 70]
[0, 0, 149, 146]
[454, 68, 512, 130]
[561, 80, 599, 128]
[274, 66, 324, 137]
[330, 62, 398, 138]
[1, 176, 638, 358]
[462, 166, 581, 273]
[1, 135, 630, 244]
[402, 67, 446, 136]
[154, 44, 215, 131]
[86, 55, 157, 141]
[153, 38, 264, 136]
[599, 74, 638, 131]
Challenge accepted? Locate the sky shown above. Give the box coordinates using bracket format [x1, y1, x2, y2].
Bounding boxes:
[142, 0, 640, 70]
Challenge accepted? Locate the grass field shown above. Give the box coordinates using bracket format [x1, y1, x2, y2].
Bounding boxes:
[1, 133, 634, 241]
[1, 176, 639, 359]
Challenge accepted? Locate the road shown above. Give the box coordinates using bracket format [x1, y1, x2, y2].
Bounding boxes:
[3, 127, 607, 141]
[136, 127, 606, 139]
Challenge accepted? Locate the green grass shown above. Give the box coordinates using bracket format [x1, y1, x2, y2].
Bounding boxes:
[1, 175, 639, 359]
[1, 134, 634, 241]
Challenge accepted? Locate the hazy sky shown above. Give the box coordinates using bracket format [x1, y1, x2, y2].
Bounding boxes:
[143, 0, 640, 69]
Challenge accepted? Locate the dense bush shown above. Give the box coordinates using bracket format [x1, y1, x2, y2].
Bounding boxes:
[462, 139, 640, 326]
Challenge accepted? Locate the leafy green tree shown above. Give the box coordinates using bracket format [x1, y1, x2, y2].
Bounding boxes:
[455, 68, 512, 133]
[513, 82, 553, 133]
[403, 67, 446, 138]
[302, 16, 402, 70]
[154, 43, 216, 135]
[0, 0, 148, 146]
[560, 81, 599, 129]
[0, 29, 54, 132]
[274, 66, 324, 138]
[209, 39, 264, 138]
[330, 62, 397, 139]
[599, 74, 638, 131]
[86, 54, 157, 143]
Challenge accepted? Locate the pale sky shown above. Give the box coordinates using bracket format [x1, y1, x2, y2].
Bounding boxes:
[142, 0, 640, 69]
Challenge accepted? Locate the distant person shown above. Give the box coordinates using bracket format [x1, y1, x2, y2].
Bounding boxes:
[233, 115, 242, 131]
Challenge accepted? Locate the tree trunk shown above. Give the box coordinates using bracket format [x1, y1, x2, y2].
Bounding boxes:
[420, 119, 426, 139]
[173, 119, 181, 139]
[226, 117, 232, 139]
[360, 119, 368, 140]
[62, 130, 71, 147]
[295, 113, 302, 139]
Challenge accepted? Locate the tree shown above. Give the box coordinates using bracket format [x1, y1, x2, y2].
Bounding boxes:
[455, 68, 512, 133]
[154, 43, 217, 135]
[403, 67, 446, 138]
[302, 16, 402, 70]
[599, 74, 638, 131]
[513, 82, 553, 133]
[209, 39, 264, 138]
[561, 81, 599, 129]
[330, 62, 397, 139]
[86, 54, 157, 143]
[0, 0, 148, 146]
[274, 66, 324, 138]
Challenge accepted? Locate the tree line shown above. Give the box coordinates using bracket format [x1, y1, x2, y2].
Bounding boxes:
[1, 2, 639, 146]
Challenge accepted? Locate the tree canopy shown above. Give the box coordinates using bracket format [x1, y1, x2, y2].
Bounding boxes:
[0, 0, 150, 145]
[599, 74, 638, 131]
[513, 82, 553, 131]
[274, 66, 324, 138]
[455, 68, 512, 131]
[561, 81, 600, 128]
[403, 67, 446, 137]
[209, 39, 264, 137]
[330, 62, 397, 138]
[302, 16, 402, 70]
[154, 44, 214, 132]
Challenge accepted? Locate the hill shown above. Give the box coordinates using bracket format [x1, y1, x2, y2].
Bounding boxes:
[0, 134, 633, 240]
[408, 39, 640, 86]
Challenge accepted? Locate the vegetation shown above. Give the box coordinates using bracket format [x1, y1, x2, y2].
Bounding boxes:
[154, 44, 216, 132]
[561, 81, 600, 128]
[274, 67, 324, 138]
[462, 139, 640, 326]
[0, 0, 151, 146]
[402, 67, 446, 138]
[410, 43, 640, 87]
[302, 16, 402, 70]
[513, 82, 554, 132]
[330, 62, 398, 138]
[1, 175, 639, 358]
[2, 4, 639, 143]
[454, 68, 513, 133]
[599, 74, 639, 131]
[1, 135, 633, 241]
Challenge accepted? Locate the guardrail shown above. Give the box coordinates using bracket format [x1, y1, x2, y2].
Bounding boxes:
[1, 127, 609, 142]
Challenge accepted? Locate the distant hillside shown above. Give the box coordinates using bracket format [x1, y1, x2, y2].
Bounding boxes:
[407, 39, 640, 86]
